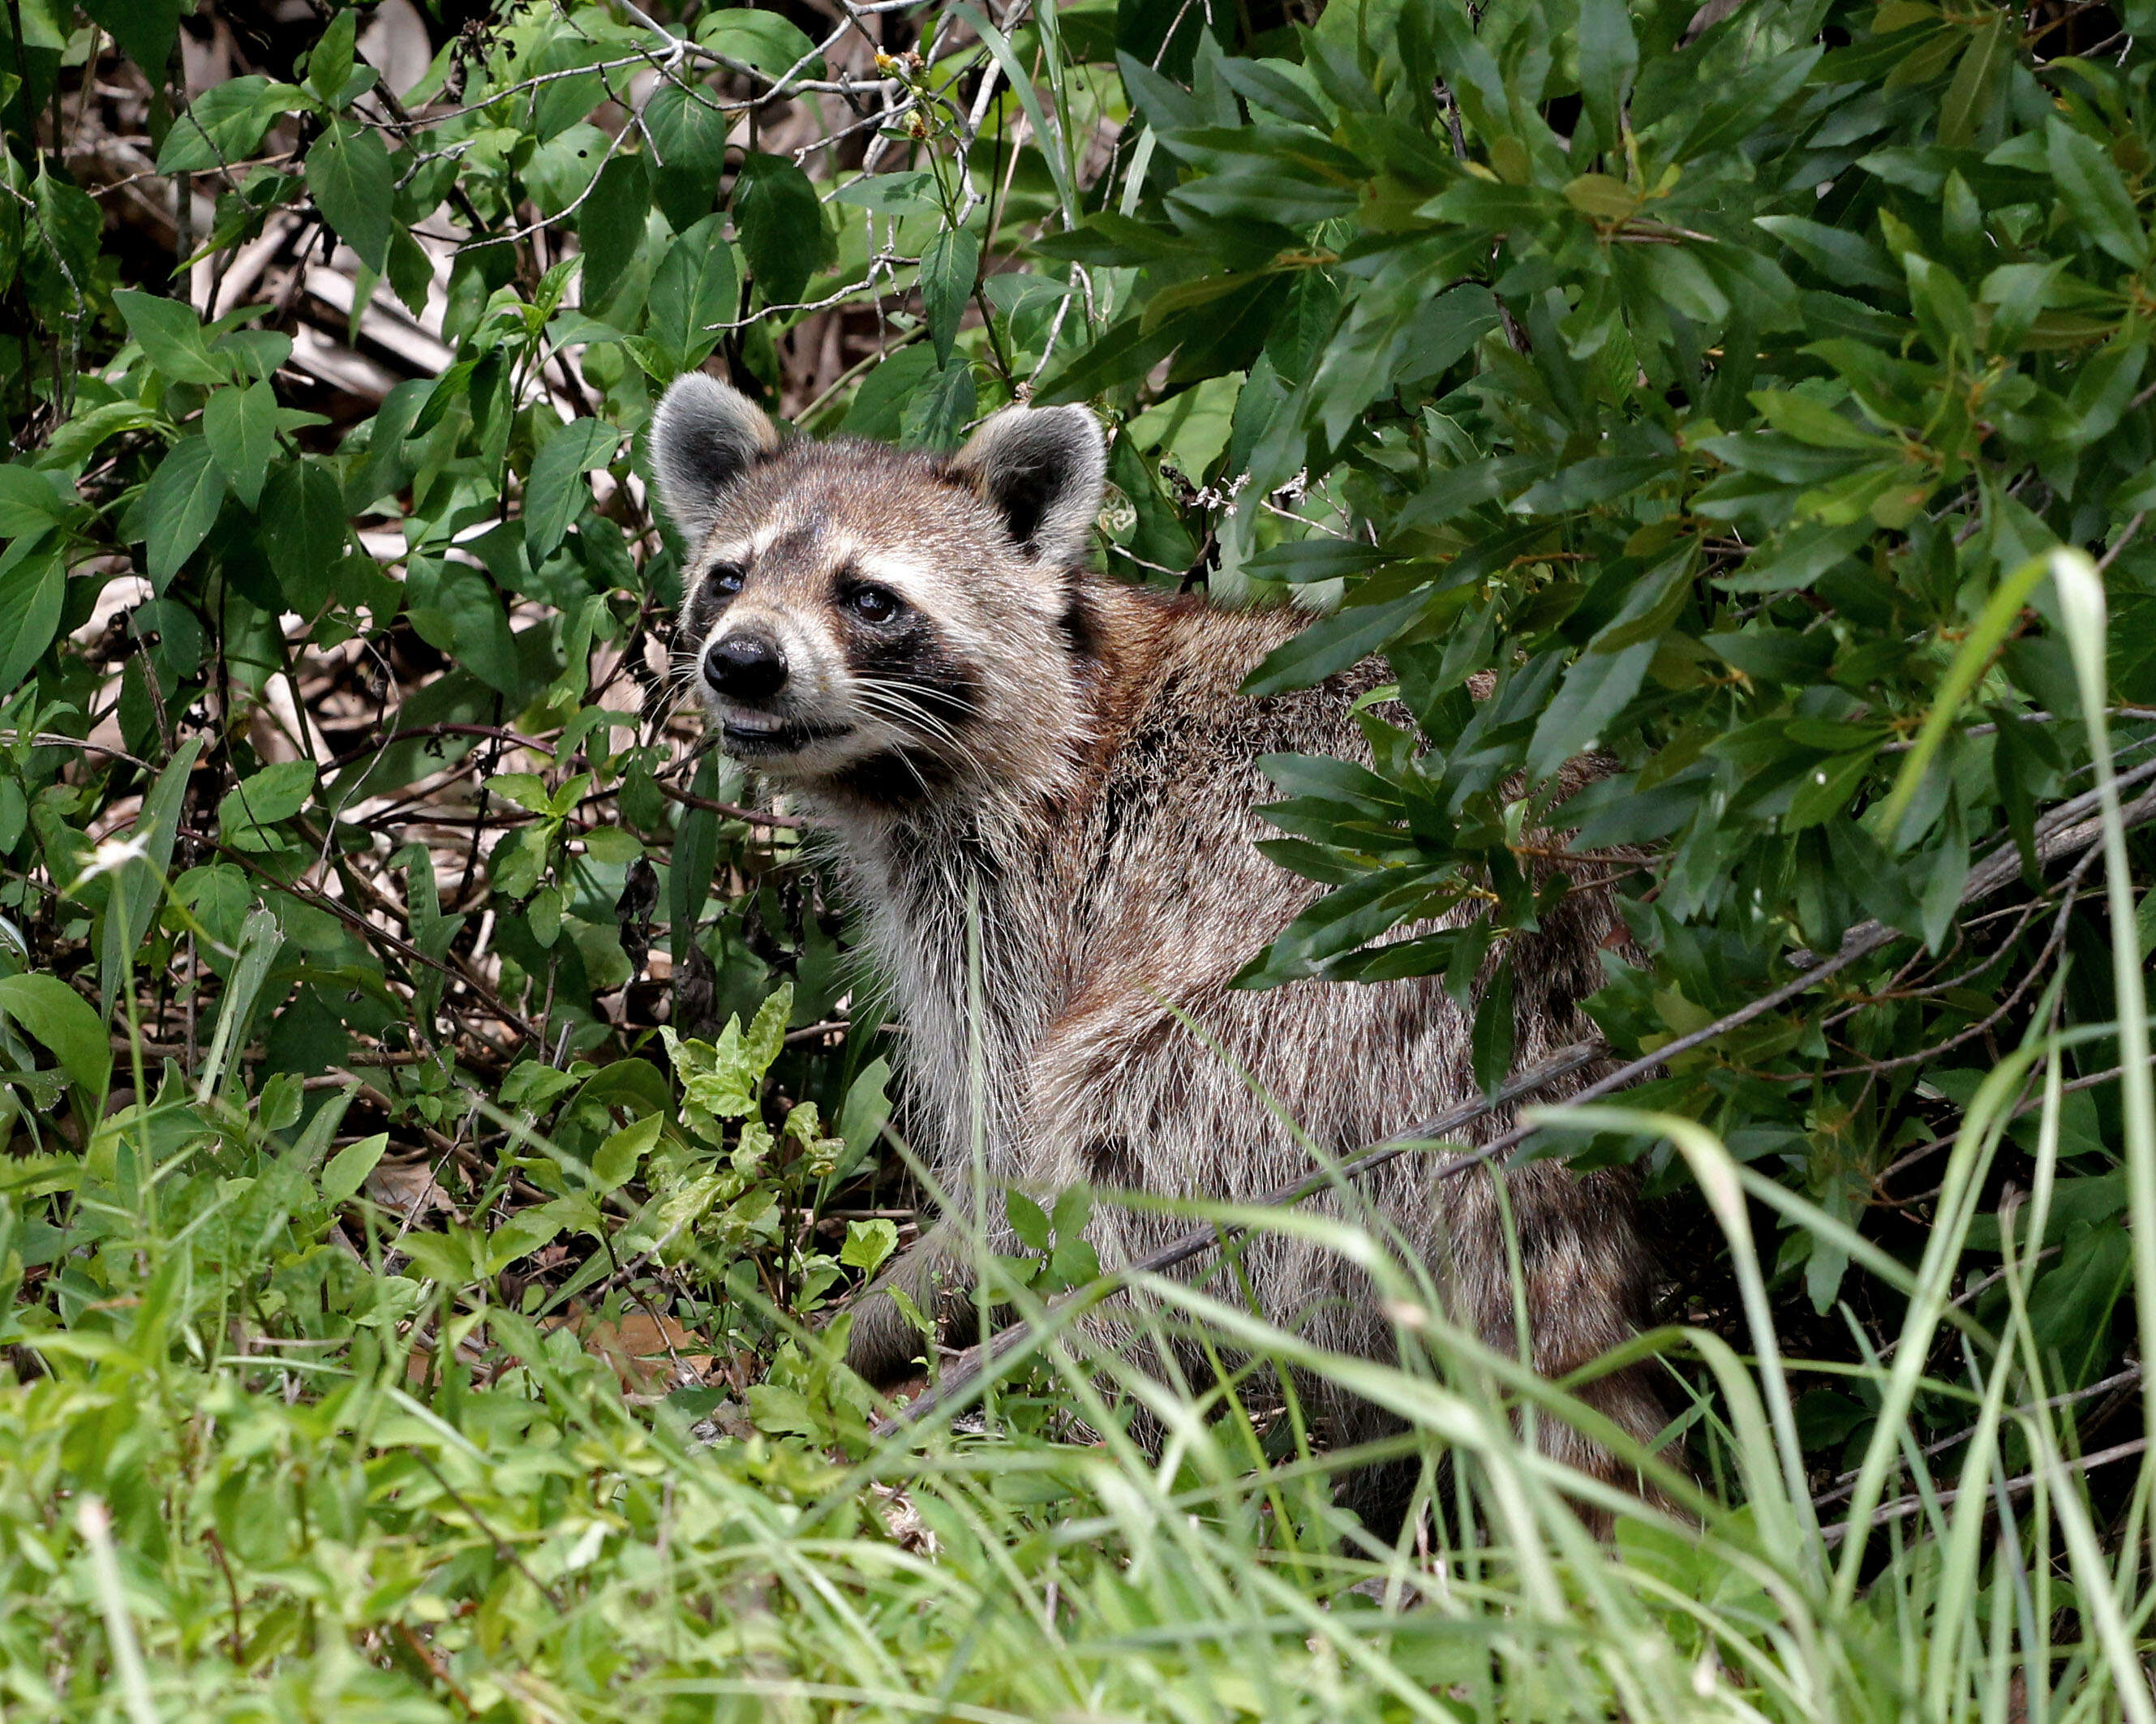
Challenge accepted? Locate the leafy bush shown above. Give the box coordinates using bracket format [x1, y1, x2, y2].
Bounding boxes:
[3, 0, 2156, 1712]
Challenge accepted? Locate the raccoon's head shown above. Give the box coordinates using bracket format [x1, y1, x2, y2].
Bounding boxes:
[647, 374, 1108, 808]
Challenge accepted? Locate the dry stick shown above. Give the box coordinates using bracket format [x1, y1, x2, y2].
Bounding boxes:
[877, 756, 2156, 1437]
[1822, 1438, 2150, 1543]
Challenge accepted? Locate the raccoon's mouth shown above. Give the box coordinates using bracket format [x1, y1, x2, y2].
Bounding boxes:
[718, 710, 853, 756]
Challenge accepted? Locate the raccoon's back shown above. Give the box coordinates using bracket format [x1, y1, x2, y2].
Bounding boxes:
[1059, 591, 1383, 991]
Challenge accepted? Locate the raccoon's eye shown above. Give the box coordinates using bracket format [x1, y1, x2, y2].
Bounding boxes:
[845, 584, 902, 624]
[706, 563, 745, 598]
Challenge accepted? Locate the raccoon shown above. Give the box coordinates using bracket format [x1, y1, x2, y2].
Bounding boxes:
[649, 373, 1664, 1521]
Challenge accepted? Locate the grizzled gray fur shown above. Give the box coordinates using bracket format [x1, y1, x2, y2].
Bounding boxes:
[649, 373, 1664, 1516]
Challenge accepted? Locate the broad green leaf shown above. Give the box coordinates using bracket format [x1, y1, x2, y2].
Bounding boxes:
[203, 381, 277, 508]
[732, 152, 830, 307]
[35, 401, 160, 470]
[404, 559, 520, 696]
[1936, 8, 2008, 149]
[644, 84, 730, 176]
[156, 75, 303, 173]
[1575, 0, 1638, 153]
[525, 418, 619, 562]
[0, 465, 75, 537]
[578, 155, 651, 307]
[1007, 1189, 1053, 1252]
[592, 1113, 661, 1193]
[114, 289, 230, 386]
[307, 117, 394, 273]
[1469, 958, 1515, 1100]
[140, 434, 227, 589]
[260, 457, 349, 611]
[217, 760, 317, 841]
[831, 171, 941, 215]
[696, 8, 823, 79]
[303, 8, 357, 106]
[79, 0, 184, 77]
[0, 973, 111, 1093]
[921, 225, 980, 365]
[1750, 389, 1894, 451]
[1785, 750, 1877, 830]
[840, 1217, 898, 1273]
[1242, 585, 1432, 697]
[646, 213, 739, 371]
[526, 122, 611, 217]
[898, 356, 977, 449]
[842, 345, 939, 439]
[320, 1133, 389, 1204]
[1756, 215, 1899, 289]
[0, 537, 66, 696]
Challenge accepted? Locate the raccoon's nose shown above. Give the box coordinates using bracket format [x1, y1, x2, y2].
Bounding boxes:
[704, 630, 788, 702]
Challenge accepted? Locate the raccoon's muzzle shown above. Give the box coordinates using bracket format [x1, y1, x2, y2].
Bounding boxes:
[703, 628, 788, 701]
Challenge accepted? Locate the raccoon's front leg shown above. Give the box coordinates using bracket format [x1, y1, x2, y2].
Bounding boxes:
[842, 1217, 975, 1387]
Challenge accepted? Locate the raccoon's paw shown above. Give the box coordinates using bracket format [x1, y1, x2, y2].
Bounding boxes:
[841, 1227, 969, 1388]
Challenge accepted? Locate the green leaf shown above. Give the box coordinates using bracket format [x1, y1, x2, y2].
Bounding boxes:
[303, 8, 357, 106]
[831, 171, 941, 215]
[1756, 215, 1899, 289]
[1526, 638, 1656, 783]
[1750, 389, 1893, 451]
[842, 345, 939, 439]
[79, 0, 184, 78]
[1936, 7, 2008, 150]
[646, 213, 739, 371]
[1242, 585, 1434, 697]
[578, 155, 651, 307]
[1875, 551, 2051, 844]
[592, 1113, 661, 1193]
[921, 225, 980, 365]
[140, 435, 227, 590]
[157, 76, 303, 173]
[696, 8, 824, 79]
[525, 418, 619, 563]
[840, 1217, 899, 1273]
[732, 152, 830, 307]
[0, 973, 111, 1094]
[1469, 958, 1515, 1101]
[2046, 118, 2149, 268]
[405, 559, 520, 696]
[320, 1133, 389, 1204]
[1007, 1189, 1053, 1252]
[525, 122, 611, 217]
[307, 118, 395, 273]
[217, 760, 317, 841]
[114, 289, 231, 386]
[898, 357, 977, 450]
[0, 538, 66, 697]
[260, 457, 349, 611]
[1784, 749, 1876, 830]
[644, 84, 731, 176]
[203, 381, 277, 509]
[0, 466, 74, 538]
[1574, 0, 1638, 152]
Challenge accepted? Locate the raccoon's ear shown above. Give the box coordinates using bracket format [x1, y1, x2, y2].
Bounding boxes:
[950, 405, 1106, 566]
[647, 374, 780, 545]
